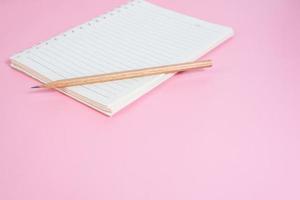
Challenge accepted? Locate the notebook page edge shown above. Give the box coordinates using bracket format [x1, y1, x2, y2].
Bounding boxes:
[10, 59, 113, 116]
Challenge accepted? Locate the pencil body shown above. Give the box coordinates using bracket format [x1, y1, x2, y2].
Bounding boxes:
[34, 60, 212, 89]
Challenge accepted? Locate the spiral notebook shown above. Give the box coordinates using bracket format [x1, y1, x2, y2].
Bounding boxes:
[10, 0, 234, 116]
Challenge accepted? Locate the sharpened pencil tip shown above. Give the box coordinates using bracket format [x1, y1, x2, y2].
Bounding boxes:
[31, 85, 41, 89]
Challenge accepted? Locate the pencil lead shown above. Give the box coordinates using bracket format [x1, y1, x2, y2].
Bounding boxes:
[31, 85, 41, 89]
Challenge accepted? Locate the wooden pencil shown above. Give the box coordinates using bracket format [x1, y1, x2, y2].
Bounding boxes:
[32, 60, 212, 89]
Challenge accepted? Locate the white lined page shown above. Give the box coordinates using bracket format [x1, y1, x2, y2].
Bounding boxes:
[11, 0, 233, 115]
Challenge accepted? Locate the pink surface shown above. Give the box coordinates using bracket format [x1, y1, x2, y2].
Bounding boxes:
[1, 0, 300, 199]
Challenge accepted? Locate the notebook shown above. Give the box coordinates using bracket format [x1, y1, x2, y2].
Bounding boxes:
[10, 0, 234, 116]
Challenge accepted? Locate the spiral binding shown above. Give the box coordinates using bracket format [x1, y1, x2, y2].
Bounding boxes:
[13, 0, 144, 58]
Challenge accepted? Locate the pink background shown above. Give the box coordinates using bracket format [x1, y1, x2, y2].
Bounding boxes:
[1, 0, 300, 199]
